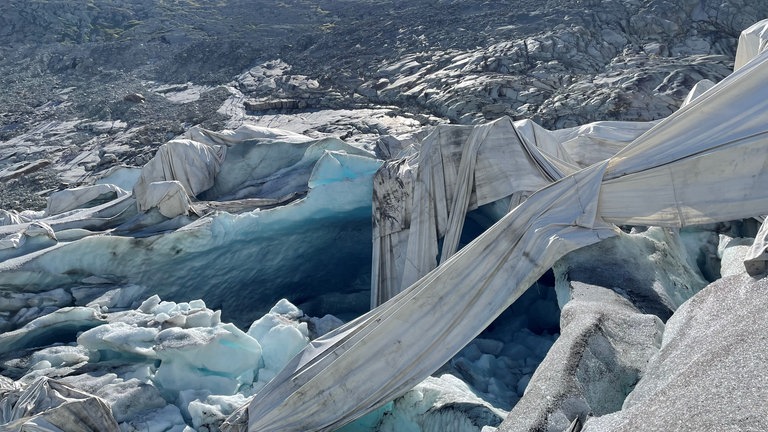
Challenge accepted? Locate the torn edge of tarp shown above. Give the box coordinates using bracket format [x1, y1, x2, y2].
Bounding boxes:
[745, 216, 768, 276]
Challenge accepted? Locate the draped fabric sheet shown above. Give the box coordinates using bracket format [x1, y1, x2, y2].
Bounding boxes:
[735, 18, 768, 71]
[370, 115, 657, 306]
[229, 41, 768, 432]
[372, 117, 593, 306]
[45, 184, 128, 217]
[0, 377, 119, 431]
[132, 139, 225, 209]
[138, 180, 193, 218]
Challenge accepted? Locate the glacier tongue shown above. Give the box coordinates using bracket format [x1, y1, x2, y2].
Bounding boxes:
[3, 17, 768, 432]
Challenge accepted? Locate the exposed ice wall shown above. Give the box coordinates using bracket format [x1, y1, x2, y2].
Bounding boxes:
[0, 129, 383, 328]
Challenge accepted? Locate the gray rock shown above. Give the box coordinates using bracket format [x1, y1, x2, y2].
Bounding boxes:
[2, 0, 767, 212]
[123, 93, 146, 104]
[582, 273, 768, 431]
[497, 283, 663, 432]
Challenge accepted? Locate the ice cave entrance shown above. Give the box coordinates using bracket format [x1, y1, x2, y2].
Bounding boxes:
[434, 202, 562, 409]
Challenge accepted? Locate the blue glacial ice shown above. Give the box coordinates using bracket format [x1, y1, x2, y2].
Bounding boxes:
[0, 127, 384, 328]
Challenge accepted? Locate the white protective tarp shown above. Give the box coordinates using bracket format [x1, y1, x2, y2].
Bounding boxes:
[0, 221, 56, 251]
[229, 45, 768, 432]
[735, 18, 768, 71]
[138, 180, 193, 218]
[133, 138, 225, 210]
[0, 210, 29, 226]
[371, 116, 652, 306]
[371, 117, 575, 306]
[0, 377, 119, 431]
[46, 184, 128, 216]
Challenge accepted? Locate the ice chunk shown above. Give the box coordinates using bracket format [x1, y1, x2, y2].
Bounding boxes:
[187, 393, 249, 431]
[118, 404, 190, 432]
[78, 321, 159, 360]
[343, 374, 506, 432]
[309, 314, 344, 337]
[247, 299, 309, 383]
[268, 298, 302, 318]
[153, 324, 262, 395]
[258, 322, 308, 375]
[139, 295, 162, 313]
[29, 345, 89, 368]
[0, 307, 104, 355]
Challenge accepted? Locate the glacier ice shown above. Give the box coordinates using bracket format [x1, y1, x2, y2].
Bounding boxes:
[552, 227, 710, 320]
[3, 19, 768, 432]
[339, 374, 506, 432]
[0, 293, 519, 432]
[0, 296, 318, 431]
[0, 126, 383, 327]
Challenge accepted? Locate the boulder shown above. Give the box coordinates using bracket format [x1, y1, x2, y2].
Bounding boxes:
[497, 283, 663, 432]
[583, 273, 768, 431]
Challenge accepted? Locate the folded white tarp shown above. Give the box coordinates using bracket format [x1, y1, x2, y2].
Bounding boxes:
[735, 18, 768, 71]
[374, 118, 573, 305]
[133, 139, 226, 209]
[371, 116, 652, 306]
[46, 184, 128, 216]
[226, 44, 768, 432]
[0, 377, 119, 431]
[0, 210, 29, 226]
[138, 180, 193, 218]
[0, 222, 56, 251]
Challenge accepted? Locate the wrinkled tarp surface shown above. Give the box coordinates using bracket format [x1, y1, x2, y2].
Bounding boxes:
[46, 184, 128, 217]
[133, 139, 225, 211]
[228, 42, 768, 432]
[0, 377, 118, 432]
[371, 116, 654, 306]
[735, 18, 768, 70]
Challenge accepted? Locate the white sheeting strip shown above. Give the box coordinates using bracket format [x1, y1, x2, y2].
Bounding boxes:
[233, 42, 768, 432]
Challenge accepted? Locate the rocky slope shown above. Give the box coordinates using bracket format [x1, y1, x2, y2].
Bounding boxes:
[2, 0, 767, 211]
